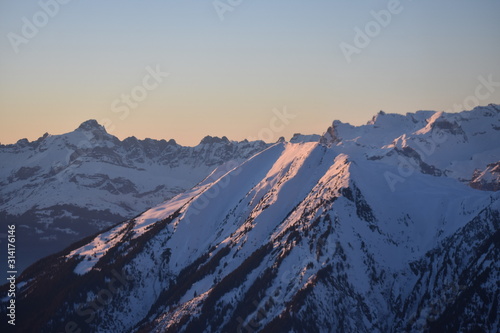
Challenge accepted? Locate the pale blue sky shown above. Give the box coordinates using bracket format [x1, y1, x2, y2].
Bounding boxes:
[1, 0, 499, 145]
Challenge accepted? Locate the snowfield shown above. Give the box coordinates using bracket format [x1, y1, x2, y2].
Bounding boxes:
[2, 104, 500, 333]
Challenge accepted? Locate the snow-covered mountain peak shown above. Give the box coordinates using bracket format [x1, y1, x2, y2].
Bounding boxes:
[2, 105, 500, 333]
[77, 119, 107, 132]
[199, 135, 230, 145]
[367, 110, 386, 125]
[0, 124, 271, 272]
[365, 109, 419, 128]
[320, 112, 421, 149]
[321, 104, 499, 149]
[289, 133, 321, 143]
[72, 119, 118, 146]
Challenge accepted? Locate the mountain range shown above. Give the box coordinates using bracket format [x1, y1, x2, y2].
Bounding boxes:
[0, 120, 269, 272]
[1, 104, 500, 332]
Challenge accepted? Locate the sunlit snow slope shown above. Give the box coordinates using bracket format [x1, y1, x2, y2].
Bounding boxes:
[2, 104, 499, 333]
[0, 120, 269, 272]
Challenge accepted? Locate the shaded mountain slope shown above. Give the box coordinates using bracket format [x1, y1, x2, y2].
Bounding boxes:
[1, 104, 499, 333]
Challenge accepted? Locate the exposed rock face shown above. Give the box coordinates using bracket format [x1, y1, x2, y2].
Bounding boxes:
[470, 161, 500, 191]
[1, 105, 500, 333]
[0, 121, 269, 271]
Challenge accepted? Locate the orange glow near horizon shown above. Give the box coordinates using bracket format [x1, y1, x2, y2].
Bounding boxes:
[1, 1, 499, 146]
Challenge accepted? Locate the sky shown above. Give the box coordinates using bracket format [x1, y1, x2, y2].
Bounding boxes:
[0, 0, 499, 146]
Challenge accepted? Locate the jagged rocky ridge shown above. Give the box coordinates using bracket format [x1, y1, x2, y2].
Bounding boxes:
[1, 104, 500, 332]
[471, 162, 500, 191]
[0, 120, 270, 271]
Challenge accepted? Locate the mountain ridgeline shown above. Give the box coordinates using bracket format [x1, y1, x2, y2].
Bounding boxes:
[1, 104, 500, 332]
[0, 121, 270, 272]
